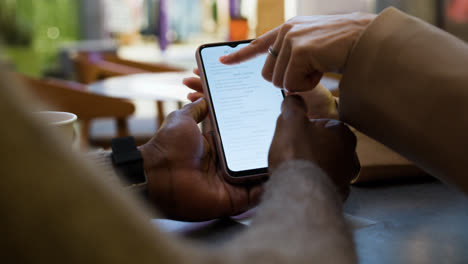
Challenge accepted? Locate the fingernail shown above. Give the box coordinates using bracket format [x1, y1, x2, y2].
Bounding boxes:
[219, 55, 228, 63]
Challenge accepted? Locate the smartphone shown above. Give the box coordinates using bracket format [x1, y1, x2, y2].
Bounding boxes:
[196, 40, 284, 184]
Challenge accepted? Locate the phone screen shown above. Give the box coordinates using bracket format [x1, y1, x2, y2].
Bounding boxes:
[199, 41, 284, 176]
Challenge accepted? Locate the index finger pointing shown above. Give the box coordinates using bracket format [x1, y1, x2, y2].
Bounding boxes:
[219, 27, 280, 64]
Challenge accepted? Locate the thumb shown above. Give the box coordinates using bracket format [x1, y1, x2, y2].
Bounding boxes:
[269, 95, 308, 171]
[281, 95, 308, 121]
[180, 97, 207, 123]
[274, 95, 308, 140]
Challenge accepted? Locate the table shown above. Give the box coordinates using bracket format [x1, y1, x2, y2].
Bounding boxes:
[348, 180, 468, 264]
[153, 179, 468, 263]
[118, 43, 200, 70]
[88, 71, 195, 102]
[87, 72, 197, 137]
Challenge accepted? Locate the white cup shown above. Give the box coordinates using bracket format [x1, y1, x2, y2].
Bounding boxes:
[34, 111, 78, 146]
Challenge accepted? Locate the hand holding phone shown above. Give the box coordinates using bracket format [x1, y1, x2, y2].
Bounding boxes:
[196, 40, 284, 184]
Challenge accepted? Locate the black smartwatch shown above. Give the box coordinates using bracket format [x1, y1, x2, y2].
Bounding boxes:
[111, 136, 147, 188]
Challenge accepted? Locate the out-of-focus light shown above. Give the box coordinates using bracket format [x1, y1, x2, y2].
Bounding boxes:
[448, 0, 468, 23]
[47, 27, 61, 39]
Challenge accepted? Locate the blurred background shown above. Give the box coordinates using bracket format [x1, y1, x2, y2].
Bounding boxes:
[1, 0, 467, 148]
[2, 0, 468, 78]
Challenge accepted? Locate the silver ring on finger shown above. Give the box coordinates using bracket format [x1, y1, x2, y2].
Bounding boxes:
[268, 46, 279, 59]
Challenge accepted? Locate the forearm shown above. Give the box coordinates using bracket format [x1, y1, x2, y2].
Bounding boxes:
[220, 161, 356, 264]
[339, 7, 468, 193]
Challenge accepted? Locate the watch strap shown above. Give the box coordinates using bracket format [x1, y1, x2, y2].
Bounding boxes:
[111, 137, 147, 186]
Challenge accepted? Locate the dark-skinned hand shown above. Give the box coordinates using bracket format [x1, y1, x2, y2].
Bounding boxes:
[269, 95, 360, 201]
[138, 98, 262, 221]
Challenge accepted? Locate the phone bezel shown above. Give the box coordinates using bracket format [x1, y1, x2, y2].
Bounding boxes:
[196, 40, 281, 183]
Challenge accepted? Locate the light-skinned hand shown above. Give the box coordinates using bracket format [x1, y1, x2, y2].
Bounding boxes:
[220, 13, 376, 92]
[183, 68, 339, 119]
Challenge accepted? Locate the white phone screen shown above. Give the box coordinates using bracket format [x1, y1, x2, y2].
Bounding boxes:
[200, 43, 284, 174]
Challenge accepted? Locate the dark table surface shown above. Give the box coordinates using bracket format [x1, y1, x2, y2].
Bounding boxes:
[156, 178, 468, 263]
[347, 179, 468, 264]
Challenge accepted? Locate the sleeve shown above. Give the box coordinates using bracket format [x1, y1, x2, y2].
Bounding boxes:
[339, 7, 468, 194]
[84, 149, 147, 193]
[84, 149, 121, 183]
[220, 160, 356, 264]
[0, 68, 200, 264]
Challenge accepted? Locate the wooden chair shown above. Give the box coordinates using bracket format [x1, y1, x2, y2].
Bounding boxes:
[72, 51, 184, 84]
[72, 52, 147, 85]
[72, 51, 185, 129]
[20, 76, 135, 149]
[99, 52, 184, 74]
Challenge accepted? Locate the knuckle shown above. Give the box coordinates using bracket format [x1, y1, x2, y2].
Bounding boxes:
[250, 38, 265, 50]
[284, 31, 295, 42]
[272, 75, 283, 88]
[283, 35, 293, 49]
[291, 45, 308, 58]
[280, 22, 294, 35]
[283, 75, 297, 92]
[166, 111, 178, 120]
[272, 80, 282, 88]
